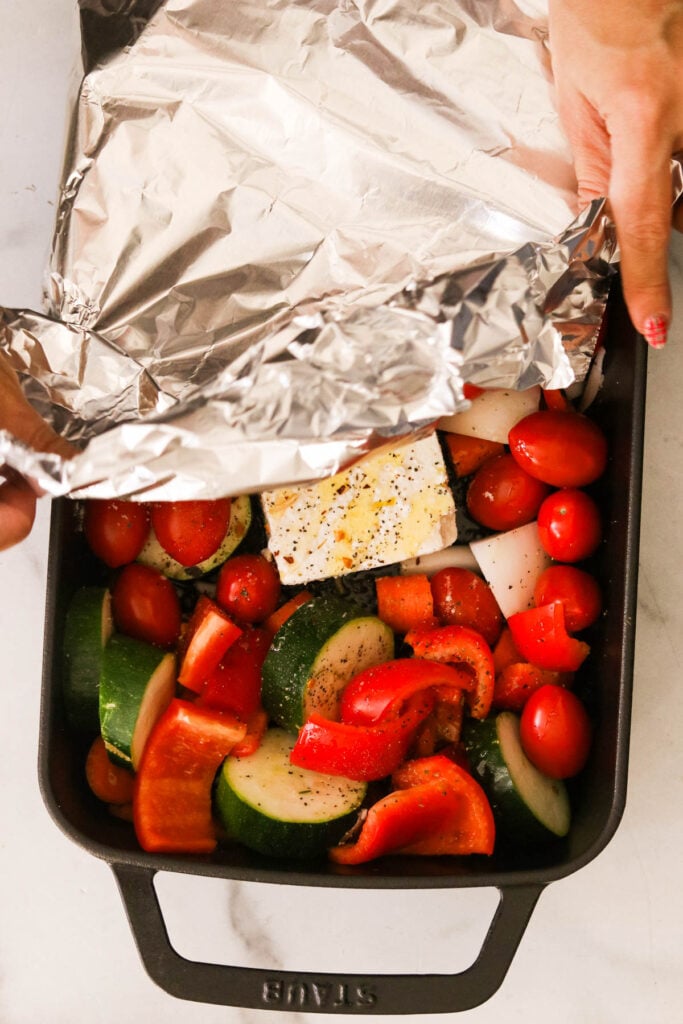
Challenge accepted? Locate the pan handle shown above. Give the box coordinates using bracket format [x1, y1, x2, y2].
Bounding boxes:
[112, 863, 543, 1014]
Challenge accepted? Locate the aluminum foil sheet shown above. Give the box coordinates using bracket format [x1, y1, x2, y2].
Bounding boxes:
[0, 0, 655, 500]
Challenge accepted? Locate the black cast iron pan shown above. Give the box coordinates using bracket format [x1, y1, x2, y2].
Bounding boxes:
[38, 286, 646, 1014]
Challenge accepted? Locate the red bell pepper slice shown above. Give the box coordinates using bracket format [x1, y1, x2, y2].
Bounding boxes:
[541, 388, 572, 412]
[198, 626, 270, 718]
[328, 753, 495, 864]
[433, 689, 465, 744]
[404, 625, 495, 719]
[340, 658, 475, 727]
[230, 708, 268, 758]
[493, 662, 572, 712]
[391, 754, 495, 855]
[328, 782, 462, 865]
[492, 627, 523, 673]
[290, 693, 435, 781]
[263, 590, 313, 636]
[133, 699, 246, 854]
[178, 596, 242, 693]
[507, 601, 590, 673]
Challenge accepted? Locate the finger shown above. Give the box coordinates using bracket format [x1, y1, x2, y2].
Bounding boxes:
[555, 87, 612, 208]
[607, 104, 674, 346]
[0, 474, 37, 552]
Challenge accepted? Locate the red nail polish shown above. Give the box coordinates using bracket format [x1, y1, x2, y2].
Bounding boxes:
[643, 315, 668, 348]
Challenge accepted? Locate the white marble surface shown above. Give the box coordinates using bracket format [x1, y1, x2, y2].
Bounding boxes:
[2, 3, 683, 1021]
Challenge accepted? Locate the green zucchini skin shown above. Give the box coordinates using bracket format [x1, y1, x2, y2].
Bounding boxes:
[137, 495, 252, 580]
[99, 634, 176, 769]
[214, 729, 367, 860]
[260, 595, 395, 733]
[462, 712, 571, 846]
[62, 587, 113, 734]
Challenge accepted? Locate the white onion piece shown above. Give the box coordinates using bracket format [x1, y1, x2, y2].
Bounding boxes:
[438, 386, 541, 444]
[399, 544, 480, 577]
[470, 522, 551, 620]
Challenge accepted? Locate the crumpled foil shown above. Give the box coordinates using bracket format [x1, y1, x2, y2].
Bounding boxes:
[0, 0, 661, 500]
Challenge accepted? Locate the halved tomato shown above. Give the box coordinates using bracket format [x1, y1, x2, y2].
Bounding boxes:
[151, 499, 232, 567]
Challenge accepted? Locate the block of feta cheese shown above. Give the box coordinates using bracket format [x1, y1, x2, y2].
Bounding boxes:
[261, 434, 457, 586]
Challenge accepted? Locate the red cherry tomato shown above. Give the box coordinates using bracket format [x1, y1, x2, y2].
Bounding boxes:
[534, 565, 602, 632]
[111, 563, 182, 649]
[84, 500, 150, 568]
[508, 410, 607, 487]
[466, 453, 550, 532]
[519, 684, 592, 779]
[537, 488, 602, 562]
[216, 554, 281, 625]
[431, 567, 503, 646]
[151, 499, 232, 567]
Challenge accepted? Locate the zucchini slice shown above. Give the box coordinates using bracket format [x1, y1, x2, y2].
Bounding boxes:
[99, 634, 176, 769]
[261, 595, 395, 733]
[137, 495, 252, 579]
[462, 711, 571, 844]
[62, 586, 114, 734]
[215, 728, 367, 859]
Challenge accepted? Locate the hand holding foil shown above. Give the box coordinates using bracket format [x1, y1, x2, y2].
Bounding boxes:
[549, 0, 683, 348]
[1, 0, 679, 513]
[0, 353, 75, 550]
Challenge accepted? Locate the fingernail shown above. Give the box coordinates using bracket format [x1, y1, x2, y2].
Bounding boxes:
[643, 315, 668, 348]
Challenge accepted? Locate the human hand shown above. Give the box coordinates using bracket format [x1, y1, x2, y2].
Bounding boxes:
[0, 353, 75, 551]
[548, 0, 683, 347]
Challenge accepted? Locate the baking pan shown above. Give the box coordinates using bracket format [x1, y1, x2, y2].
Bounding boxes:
[38, 284, 646, 1015]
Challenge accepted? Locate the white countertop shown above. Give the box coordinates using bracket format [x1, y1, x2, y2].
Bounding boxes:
[2, 4, 683, 1021]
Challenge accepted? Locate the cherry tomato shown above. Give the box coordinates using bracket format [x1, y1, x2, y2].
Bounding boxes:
[431, 567, 503, 646]
[151, 499, 232, 567]
[111, 563, 182, 648]
[534, 565, 602, 632]
[519, 684, 592, 779]
[537, 488, 602, 562]
[84, 499, 149, 568]
[466, 453, 550, 532]
[508, 410, 607, 487]
[216, 554, 281, 625]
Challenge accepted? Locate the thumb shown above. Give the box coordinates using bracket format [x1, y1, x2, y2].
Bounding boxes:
[0, 472, 38, 552]
[607, 109, 673, 347]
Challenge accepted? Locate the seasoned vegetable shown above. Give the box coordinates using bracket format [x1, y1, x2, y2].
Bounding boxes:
[66, 379, 607, 864]
[84, 500, 150, 569]
[215, 728, 367, 859]
[62, 586, 113, 734]
[261, 595, 394, 732]
[134, 699, 245, 854]
[138, 495, 252, 579]
[151, 499, 232, 568]
[99, 634, 176, 769]
[462, 712, 571, 844]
